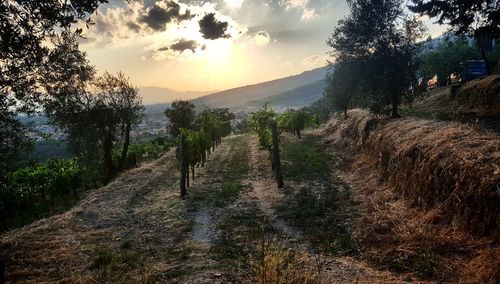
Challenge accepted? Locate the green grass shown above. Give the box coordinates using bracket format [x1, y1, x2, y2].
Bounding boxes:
[211, 201, 269, 262]
[90, 247, 144, 279]
[187, 135, 251, 208]
[281, 136, 331, 181]
[278, 135, 359, 255]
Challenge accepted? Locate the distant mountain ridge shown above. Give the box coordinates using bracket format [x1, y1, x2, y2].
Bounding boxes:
[138, 87, 213, 105]
[192, 67, 330, 109]
[233, 79, 328, 112]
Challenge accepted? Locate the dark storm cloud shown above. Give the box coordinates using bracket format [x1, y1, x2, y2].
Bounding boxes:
[140, 1, 194, 31]
[199, 13, 230, 40]
[170, 39, 199, 52]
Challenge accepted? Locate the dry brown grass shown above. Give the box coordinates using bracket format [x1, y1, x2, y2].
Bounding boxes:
[457, 75, 500, 116]
[322, 110, 500, 283]
[325, 110, 500, 236]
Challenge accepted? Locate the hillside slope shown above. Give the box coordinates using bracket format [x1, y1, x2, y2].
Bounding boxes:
[193, 67, 329, 108]
[403, 75, 500, 131]
[233, 79, 327, 112]
[0, 134, 411, 283]
[321, 110, 500, 283]
[139, 87, 212, 105]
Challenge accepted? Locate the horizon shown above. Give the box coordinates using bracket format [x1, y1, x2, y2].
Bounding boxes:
[81, 0, 447, 93]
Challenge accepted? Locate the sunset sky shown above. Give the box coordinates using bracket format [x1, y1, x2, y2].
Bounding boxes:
[79, 0, 448, 92]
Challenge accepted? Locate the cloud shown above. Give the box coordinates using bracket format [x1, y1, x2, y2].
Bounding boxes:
[199, 13, 230, 40]
[255, 31, 271, 46]
[224, 0, 244, 9]
[169, 39, 199, 52]
[140, 1, 193, 31]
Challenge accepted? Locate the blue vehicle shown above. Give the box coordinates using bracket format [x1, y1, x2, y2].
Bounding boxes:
[463, 60, 488, 81]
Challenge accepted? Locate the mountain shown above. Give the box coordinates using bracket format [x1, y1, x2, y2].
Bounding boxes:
[233, 79, 328, 112]
[192, 66, 330, 109]
[138, 87, 213, 105]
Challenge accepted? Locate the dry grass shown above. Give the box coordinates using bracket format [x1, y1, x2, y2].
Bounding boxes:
[251, 237, 326, 284]
[322, 110, 500, 283]
[325, 109, 500, 235]
[458, 75, 500, 116]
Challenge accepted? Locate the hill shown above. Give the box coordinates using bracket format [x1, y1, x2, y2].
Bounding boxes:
[402, 75, 500, 131]
[192, 67, 329, 109]
[139, 87, 212, 105]
[233, 79, 328, 112]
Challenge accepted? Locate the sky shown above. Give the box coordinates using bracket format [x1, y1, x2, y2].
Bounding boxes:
[79, 0, 448, 92]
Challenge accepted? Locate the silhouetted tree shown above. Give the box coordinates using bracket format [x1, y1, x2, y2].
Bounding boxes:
[44, 37, 143, 180]
[94, 73, 144, 172]
[164, 100, 196, 137]
[410, 0, 500, 74]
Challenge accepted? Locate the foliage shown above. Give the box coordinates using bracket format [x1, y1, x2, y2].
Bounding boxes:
[277, 110, 315, 139]
[324, 60, 364, 118]
[0, 159, 84, 230]
[175, 108, 235, 193]
[233, 114, 253, 134]
[300, 97, 332, 125]
[0, 0, 107, 189]
[410, 0, 500, 74]
[327, 0, 425, 117]
[164, 100, 196, 137]
[419, 36, 481, 84]
[250, 105, 277, 150]
[114, 141, 171, 170]
[44, 38, 144, 180]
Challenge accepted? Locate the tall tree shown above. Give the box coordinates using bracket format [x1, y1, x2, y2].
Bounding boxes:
[164, 100, 196, 137]
[410, 0, 500, 74]
[327, 0, 425, 117]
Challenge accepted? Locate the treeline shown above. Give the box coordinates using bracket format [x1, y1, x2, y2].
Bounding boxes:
[321, 0, 500, 119]
[164, 100, 234, 197]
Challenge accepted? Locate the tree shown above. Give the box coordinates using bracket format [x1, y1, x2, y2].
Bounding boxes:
[44, 38, 143, 180]
[164, 100, 196, 137]
[0, 0, 107, 185]
[324, 60, 363, 118]
[327, 0, 425, 117]
[94, 72, 144, 172]
[409, 0, 500, 75]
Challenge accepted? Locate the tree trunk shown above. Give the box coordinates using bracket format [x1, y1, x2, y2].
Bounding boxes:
[296, 129, 301, 139]
[0, 259, 5, 284]
[72, 187, 79, 200]
[179, 134, 187, 198]
[391, 94, 400, 118]
[271, 121, 284, 188]
[344, 108, 348, 119]
[118, 122, 131, 171]
[476, 38, 491, 75]
[191, 165, 195, 181]
[103, 133, 116, 180]
[186, 167, 190, 188]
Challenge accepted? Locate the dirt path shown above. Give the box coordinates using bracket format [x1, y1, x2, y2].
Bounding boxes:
[246, 136, 303, 241]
